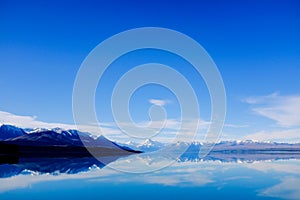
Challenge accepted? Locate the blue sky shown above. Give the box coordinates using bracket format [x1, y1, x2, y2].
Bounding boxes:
[0, 0, 300, 143]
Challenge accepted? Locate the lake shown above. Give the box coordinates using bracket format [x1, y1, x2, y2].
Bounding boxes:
[0, 152, 299, 200]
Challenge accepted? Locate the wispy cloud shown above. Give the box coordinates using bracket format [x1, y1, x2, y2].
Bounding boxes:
[260, 177, 300, 200]
[0, 161, 214, 194]
[112, 118, 211, 143]
[0, 110, 119, 136]
[243, 161, 300, 199]
[243, 128, 300, 143]
[244, 93, 300, 127]
[243, 92, 279, 104]
[224, 123, 249, 128]
[149, 99, 170, 106]
[0, 168, 118, 193]
[0, 110, 211, 143]
[0, 110, 73, 129]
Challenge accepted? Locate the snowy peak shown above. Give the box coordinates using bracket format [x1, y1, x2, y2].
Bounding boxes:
[24, 127, 49, 134]
[136, 139, 164, 152]
[119, 139, 300, 153]
[138, 139, 160, 148]
[119, 139, 164, 152]
[0, 125, 133, 151]
[2, 125, 299, 153]
[5, 130, 84, 146]
[23, 127, 92, 139]
[0, 124, 26, 140]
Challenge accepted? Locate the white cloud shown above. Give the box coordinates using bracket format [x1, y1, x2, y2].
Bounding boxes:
[242, 93, 300, 142]
[111, 118, 211, 143]
[260, 177, 300, 200]
[0, 160, 215, 194]
[243, 160, 300, 175]
[224, 123, 249, 128]
[242, 160, 300, 200]
[88, 160, 214, 186]
[0, 110, 213, 143]
[243, 129, 300, 143]
[149, 99, 170, 106]
[0, 110, 73, 129]
[243, 92, 279, 104]
[0, 110, 119, 136]
[244, 93, 300, 127]
[0, 168, 118, 193]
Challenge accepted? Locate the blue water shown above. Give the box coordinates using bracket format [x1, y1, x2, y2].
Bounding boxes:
[0, 154, 299, 200]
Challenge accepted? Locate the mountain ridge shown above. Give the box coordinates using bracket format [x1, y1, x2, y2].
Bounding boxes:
[2, 124, 300, 153]
[0, 124, 141, 157]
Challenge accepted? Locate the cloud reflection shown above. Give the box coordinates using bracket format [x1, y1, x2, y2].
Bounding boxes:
[0, 153, 300, 200]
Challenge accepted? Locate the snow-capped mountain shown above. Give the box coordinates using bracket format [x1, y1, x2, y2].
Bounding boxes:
[23, 127, 92, 138]
[0, 156, 121, 178]
[120, 139, 165, 152]
[23, 127, 49, 134]
[120, 139, 300, 154]
[6, 130, 85, 146]
[0, 125, 131, 150]
[137, 139, 164, 152]
[2, 124, 300, 154]
[211, 140, 300, 151]
[0, 124, 26, 140]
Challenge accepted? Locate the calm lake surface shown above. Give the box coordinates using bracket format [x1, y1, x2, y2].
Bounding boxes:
[0, 152, 299, 200]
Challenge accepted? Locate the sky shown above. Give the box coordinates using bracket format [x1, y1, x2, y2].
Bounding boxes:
[0, 0, 300, 143]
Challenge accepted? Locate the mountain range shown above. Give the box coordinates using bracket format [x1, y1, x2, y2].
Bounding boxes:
[0, 124, 140, 157]
[1, 124, 300, 178]
[1, 124, 300, 155]
[122, 139, 300, 152]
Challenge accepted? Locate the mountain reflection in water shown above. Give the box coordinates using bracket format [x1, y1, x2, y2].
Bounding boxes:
[0, 156, 120, 178]
[1, 149, 300, 178]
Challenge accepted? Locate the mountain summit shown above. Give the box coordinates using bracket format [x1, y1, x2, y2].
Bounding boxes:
[0, 124, 26, 140]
